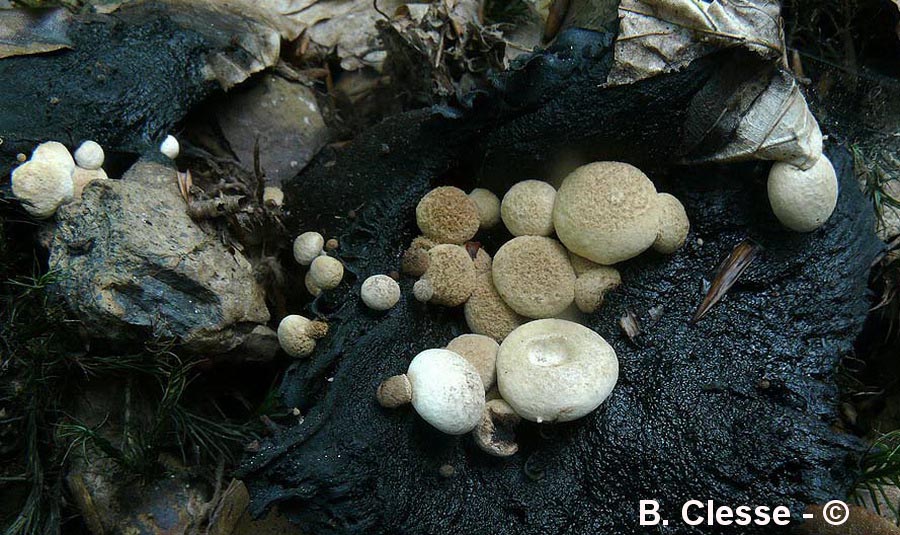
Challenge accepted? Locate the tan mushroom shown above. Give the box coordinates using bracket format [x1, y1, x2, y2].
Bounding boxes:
[376, 374, 413, 408]
[767, 155, 838, 232]
[401, 235, 436, 277]
[414, 244, 476, 306]
[500, 180, 556, 237]
[653, 193, 690, 254]
[277, 315, 329, 358]
[72, 167, 108, 199]
[446, 333, 499, 390]
[415, 186, 480, 244]
[10, 159, 74, 219]
[491, 236, 576, 319]
[309, 256, 344, 290]
[574, 266, 621, 314]
[472, 399, 520, 457]
[463, 273, 525, 342]
[468, 188, 501, 230]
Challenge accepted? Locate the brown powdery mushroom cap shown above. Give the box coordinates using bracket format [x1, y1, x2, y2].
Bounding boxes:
[417, 244, 476, 306]
[464, 273, 525, 342]
[277, 315, 328, 358]
[415, 186, 480, 244]
[72, 167, 108, 199]
[401, 235, 436, 277]
[500, 180, 556, 237]
[446, 334, 500, 390]
[653, 193, 690, 254]
[376, 374, 413, 408]
[553, 161, 661, 265]
[468, 188, 501, 230]
[574, 266, 622, 313]
[472, 246, 492, 275]
[11, 159, 75, 219]
[767, 155, 838, 232]
[491, 236, 576, 319]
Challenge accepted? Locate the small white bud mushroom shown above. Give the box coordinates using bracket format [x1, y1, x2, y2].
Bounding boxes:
[293, 231, 325, 266]
[653, 193, 690, 254]
[160, 135, 180, 159]
[11, 159, 74, 219]
[376, 374, 413, 407]
[472, 399, 520, 457]
[276, 314, 329, 358]
[501, 180, 556, 236]
[416, 186, 480, 244]
[415, 244, 476, 306]
[31, 141, 75, 177]
[497, 319, 618, 423]
[491, 236, 575, 319]
[446, 334, 499, 390]
[407, 348, 485, 434]
[309, 255, 344, 290]
[464, 273, 525, 342]
[468, 188, 501, 229]
[574, 266, 621, 314]
[73, 140, 104, 170]
[305, 271, 322, 297]
[767, 155, 838, 232]
[263, 186, 284, 207]
[72, 167, 108, 199]
[361, 274, 401, 311]
[554, 161, 661, 264]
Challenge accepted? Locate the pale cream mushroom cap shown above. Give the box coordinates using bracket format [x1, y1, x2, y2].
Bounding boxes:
[568, 252, 603, 275]
[767, 155, 838, 232]
[305, 271, 322, 297]
[574, 267, 621, 314]
[31, 141, 76, 177]
[652, 193, 690, 254]
[160, 135, 180, 159]
[293, 231, 325, 266]
[11, 159, 74, 219]
[361, 274, 401, 311]
[277, 314, 328, 358]
[309, 255, 344, 290]
[446, 334, 500, 390]
[468, 188, 501, 229]
[418, 244, 476, 306]
[73, 140, 104, 170]
[401, 235, 436, 277]
[464, 273, 525, 342]
[501, 180, 556, 237]
[72, 167, 108, 199]
[497, 319, 618, 423]
[407, 348, 485, 435]
[472, 247, 492, 275]
[263, 186, 284, 207]
[415, 186, 480, 244]
[492, 236, 575, 319]
[553, 161, 660, 264]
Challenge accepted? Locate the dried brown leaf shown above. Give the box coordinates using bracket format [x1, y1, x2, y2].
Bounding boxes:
[0, 8, 71, 59]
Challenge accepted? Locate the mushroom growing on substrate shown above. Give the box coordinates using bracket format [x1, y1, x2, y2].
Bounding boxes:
[415, 186, 480, 244]
[553, 161, 661, 265]
[72, 167, 108, 199]
[263, 186, 284, 207]
[767, 155, 838, 232]
[361, 274, 401, 311]
[277, 315, 329, 358]
[472, 399, 520, 457]
[653, 193, 690, 254]
[32, 141, 76, 176]
[574, 266, 622, 314]
[293, 231, 325, 265]
[309, 255, 344, 290]
[413, 244, 476, 306]
[73, 140, 104, 170]
[160, 135, 180, 159]
[401, 236, 435, 277]
[496, 319, 618, 423]
[464, 273, 525, 342]
[11, 159, 75, 219]
[500, 180, 556, 237]
[491, 236, 576, 318]
[468, 188, 501, 230]
[377, 349, 485, 435]
[446, 334, 499, 390]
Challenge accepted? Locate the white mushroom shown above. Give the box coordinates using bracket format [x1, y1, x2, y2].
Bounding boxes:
[653, 193, 690, 254]
[406, 348, 485, 434]
[361, 274, 401, 311]
[293, 231, 325, 266]
[305, 271, 322, 297]
[767, 155, 838, 232]
[10, 159, 75, 219]
[468, 188, 501, 230]
[263, 186, 284, 207]
[277, 315, 329, 358]
[31, 141, 75, 177]
[501, 180, 556, 237]
[73, 140, 105, 170]
[160, 135, 180, 159]
[309, 256, 344, 290]
[496, 319, 618, 423]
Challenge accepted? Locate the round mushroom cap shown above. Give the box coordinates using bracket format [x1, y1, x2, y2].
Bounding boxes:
[446, 334, 500, 390]
[11, 160, 75, 219]
[160, 135, 180, 159]
[421, 244, 476, 306]
[497, 319, 618, 423]
[652, 193, 690, 254]
[361, 274, 401, 311]
[492, 236, 575, 319]
[293, 231, 325, 266]
[468, 188, 501, 229]
[464, 273, 526, 342]
[767, 156, 838, 232]
[263, 186, 284, 207]
[31, 141, 76, 177]
[501, 180, 556, 237]
[407, 348, 485, 434]
[309, 255, 344, 290]
[574, 266, 622, 314]
[277, 314, 317, 357]
[401, 235, 436, 277]
[73, 140, 104, 170]
[72, 167, 108, 199]
[415, 186, 480, 244]
[553, 161, 660, 264]
[305, 271, 322, 297]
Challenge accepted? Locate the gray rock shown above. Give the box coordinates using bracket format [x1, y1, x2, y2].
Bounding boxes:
[48, 160, 270, 354]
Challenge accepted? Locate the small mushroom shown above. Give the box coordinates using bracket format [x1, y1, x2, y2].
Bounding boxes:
[263, 186, 284, 207]
[553, 161, 661, 264]
[325, 238, 339, 251]
[464, 273, 526, 342]
[415, 186, 480, 244]
[31, 141, 76, 177]
[401, 235, 436, 277]
[361, 274, 401, 311]
[309, 255, 344, 290]
[10, 159, 74, 219]
[501, 180, 556, 237]
[574, 266, 621, 313]
[472, 399, 520, 457]
[491, 236, 575, 318]
[767, 155, 838, 232]
[73, 140, 104, 170]
[72, 167, 109, 199]
[160, 135, 180, 159]
[277, 314, 328, 358]
[496, 319, 618, 423]
[446, 333, 500, 390]
[406, 348, 485, 434]
[376, 374, 412, 408]
[293, 231, 325, 266]
[653, 193, 690, 254]
[468, 188, 501, 230]
[414, 244, 476, 306]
